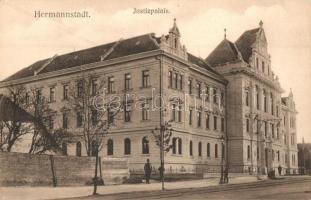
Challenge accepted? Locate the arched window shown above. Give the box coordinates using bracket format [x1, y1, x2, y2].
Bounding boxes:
[172, 137, 177, 154]
[107, 139, 113, 155]
[198, 142, 202, 157]
[215, 144, 218, 158]
[207, 143, 210, 157]
[178, 138, 182, 155]
[189, 140, 193, 156]
[91, 140, 97, 157]
[142, 137, 149, 154]
[62, 142, 67, 156]
[76, 141, 81, 157]
[124, 138, 131, 155]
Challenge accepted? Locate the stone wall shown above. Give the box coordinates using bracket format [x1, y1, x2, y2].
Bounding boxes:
[0, 152, 129, 186]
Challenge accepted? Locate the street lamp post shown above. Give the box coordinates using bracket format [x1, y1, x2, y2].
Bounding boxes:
[219, 135, 225, 184]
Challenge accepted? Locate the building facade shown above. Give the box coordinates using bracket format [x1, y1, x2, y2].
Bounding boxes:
[0, 20, 298, 175]
[206, 21, 298, 174]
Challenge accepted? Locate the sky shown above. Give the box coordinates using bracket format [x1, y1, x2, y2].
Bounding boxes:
[0, 0, 310, 142]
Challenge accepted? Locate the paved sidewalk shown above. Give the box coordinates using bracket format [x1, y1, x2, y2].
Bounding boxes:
[0, 176, 259, 200]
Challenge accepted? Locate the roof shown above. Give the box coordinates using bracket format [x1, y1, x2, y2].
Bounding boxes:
[235, 28, 260, 63]
[3, 33, 160, 82]
[206, 39, 239, 66]
[2, 32, 226, 83]
[206, 28, 261, 66]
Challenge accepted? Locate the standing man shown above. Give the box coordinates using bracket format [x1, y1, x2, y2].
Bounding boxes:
[144, 159, 152, 184]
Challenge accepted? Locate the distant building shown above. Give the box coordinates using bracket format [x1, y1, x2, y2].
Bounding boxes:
[0, 19, 298, 175]
[298, 143, 311, 175]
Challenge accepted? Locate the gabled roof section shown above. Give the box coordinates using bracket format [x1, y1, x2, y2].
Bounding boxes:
[188, 53, 225, 81]
[2, 33, 160, 82]
[206, 39, 240, 66]
[235, 28, 260, 63]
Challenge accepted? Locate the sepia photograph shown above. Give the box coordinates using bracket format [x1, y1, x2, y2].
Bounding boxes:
[0, 0, 310, 199]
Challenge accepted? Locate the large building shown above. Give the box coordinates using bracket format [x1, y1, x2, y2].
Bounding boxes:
[0, 19, 298, 175]
[206, 21, 298, 174]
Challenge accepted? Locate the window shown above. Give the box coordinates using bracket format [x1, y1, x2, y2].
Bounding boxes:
[256, 57, 259, 69]
[25, 92, 30, 105]
[215, 144, 218, 158]
[246, 118, 249, 132]
[124, 138, 131, 155]
[197, 111, 202, 128]
[91, 109, 98, 126]
[49, 87, 55, 102]
[91, 140, 97, 156]
[188, 79, 192, 94]
[277, 150, 280, 162]
[256, 86, 259, 110]
[172, 138, 177, 154]
[48, 116, 54, 130]
[205, 113, 210, 129]
[262, 61, 265, 73]
[247, 145, 250, 159]
[91, 79, 97, 95]
[142, 102, 150, 121]
[263, 90, 267, 112]
[108, 76, 115, 93]
[107, 139, 113, 155]
[142, 70, 150, 87]
[271, 123, 275, 138]
[76, 142, 81, 156]
[108, 109, 114, 124]
[270, 93, 274, 115]
[63, 113, 68, 129]
[213, 88, 217, 104]
[214, 116, 217, 130]
[245, 90, 249, 106]
[77, 112, 83, 127]
[173, 73, 178, 89]
[198, 142, 202, 157]
[142, 137, 149, 154]
[257, 147, 260, 160]
[178, 138, 182, 155]
[272, 149, 275, 161]
[168, 71, 173, 88]
[124, 104, 131, 122]
[197, 82, 201, 98]
[207, 143, 210, 157]
[222, 143, 225, 159]
[62, 142, 67, 156]
[264, 121, 268, 137]
[276, 106, 279, 117]
[277, 127, 280, 139]
[220, 91, 224, 105]
[124, 73, 131, 90]
[205, 86, 210, 101]
[36, 89, 42, 104]
[189, 109, 193, 125]
[179, 75, 183, 90]
[221, 118, 225, 132]
[189, 140, 193, 156]
[178, 105, 182, 122]
[63, 84, 69, 100]
[172, 104, 176, 121]
[77, 81, 83, 98]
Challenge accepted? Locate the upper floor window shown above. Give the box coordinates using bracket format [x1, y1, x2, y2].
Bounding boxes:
[198, 142, 202, 157]
[207, 143, 210, 157]
[245, 90, 249, 106]
[221, 118, 225, 132]
[246, 118, 249, 132]
[36, 89, 42, 104]
[124, 104, 131, 122]
[171, 104, 176, 122]
[62, 142, 67, 156]
[142, 102, 150, 121]
[77, 81, 83, 98]
[262, 61, 265, 73]
[213, 88, 217, 104]
[178, 105, 182, 122]
[256, 57, 259, 69]
[189, 109, 193, 125]
[215, 144, 218, 158]
[77, 112, 83, 127]
[205, 85, 210, 102]
[197, 82, 201, 98]
[108, 109, 114, 124]
[205, 113, 210, 129]
[214, 116, 217, 130]
[49, 87, 55, 102]
[91, 109, 98, 126]
[63, 84, 69, 100]
[63, 113, 68, 129]
[142, 137, 149, 154]
[91, 79, 97, 95]
[188, 79, 192, 94]
[76, 142, 81, 157]
[107, 139, 113, 155]
[124, 73, 131, 91]
[168, 71, 173, 88]
[263, 90, 267, 112]
[189, 140, 193, 156]
[142, 70, 150, 87]
[197, 111, 202, 128]
[179, 75, 183, 90]
[173, 73, 178, 89]
[247, 145, 250, 159]
[108, 76, 115, 93]
[270, 93, 274, 115]
[256, 86, 260, 110]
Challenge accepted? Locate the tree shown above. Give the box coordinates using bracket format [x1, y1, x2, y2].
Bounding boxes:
[66, 73, 123, 195]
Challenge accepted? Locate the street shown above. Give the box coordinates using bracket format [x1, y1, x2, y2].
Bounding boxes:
[62, 177, 311, 200]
